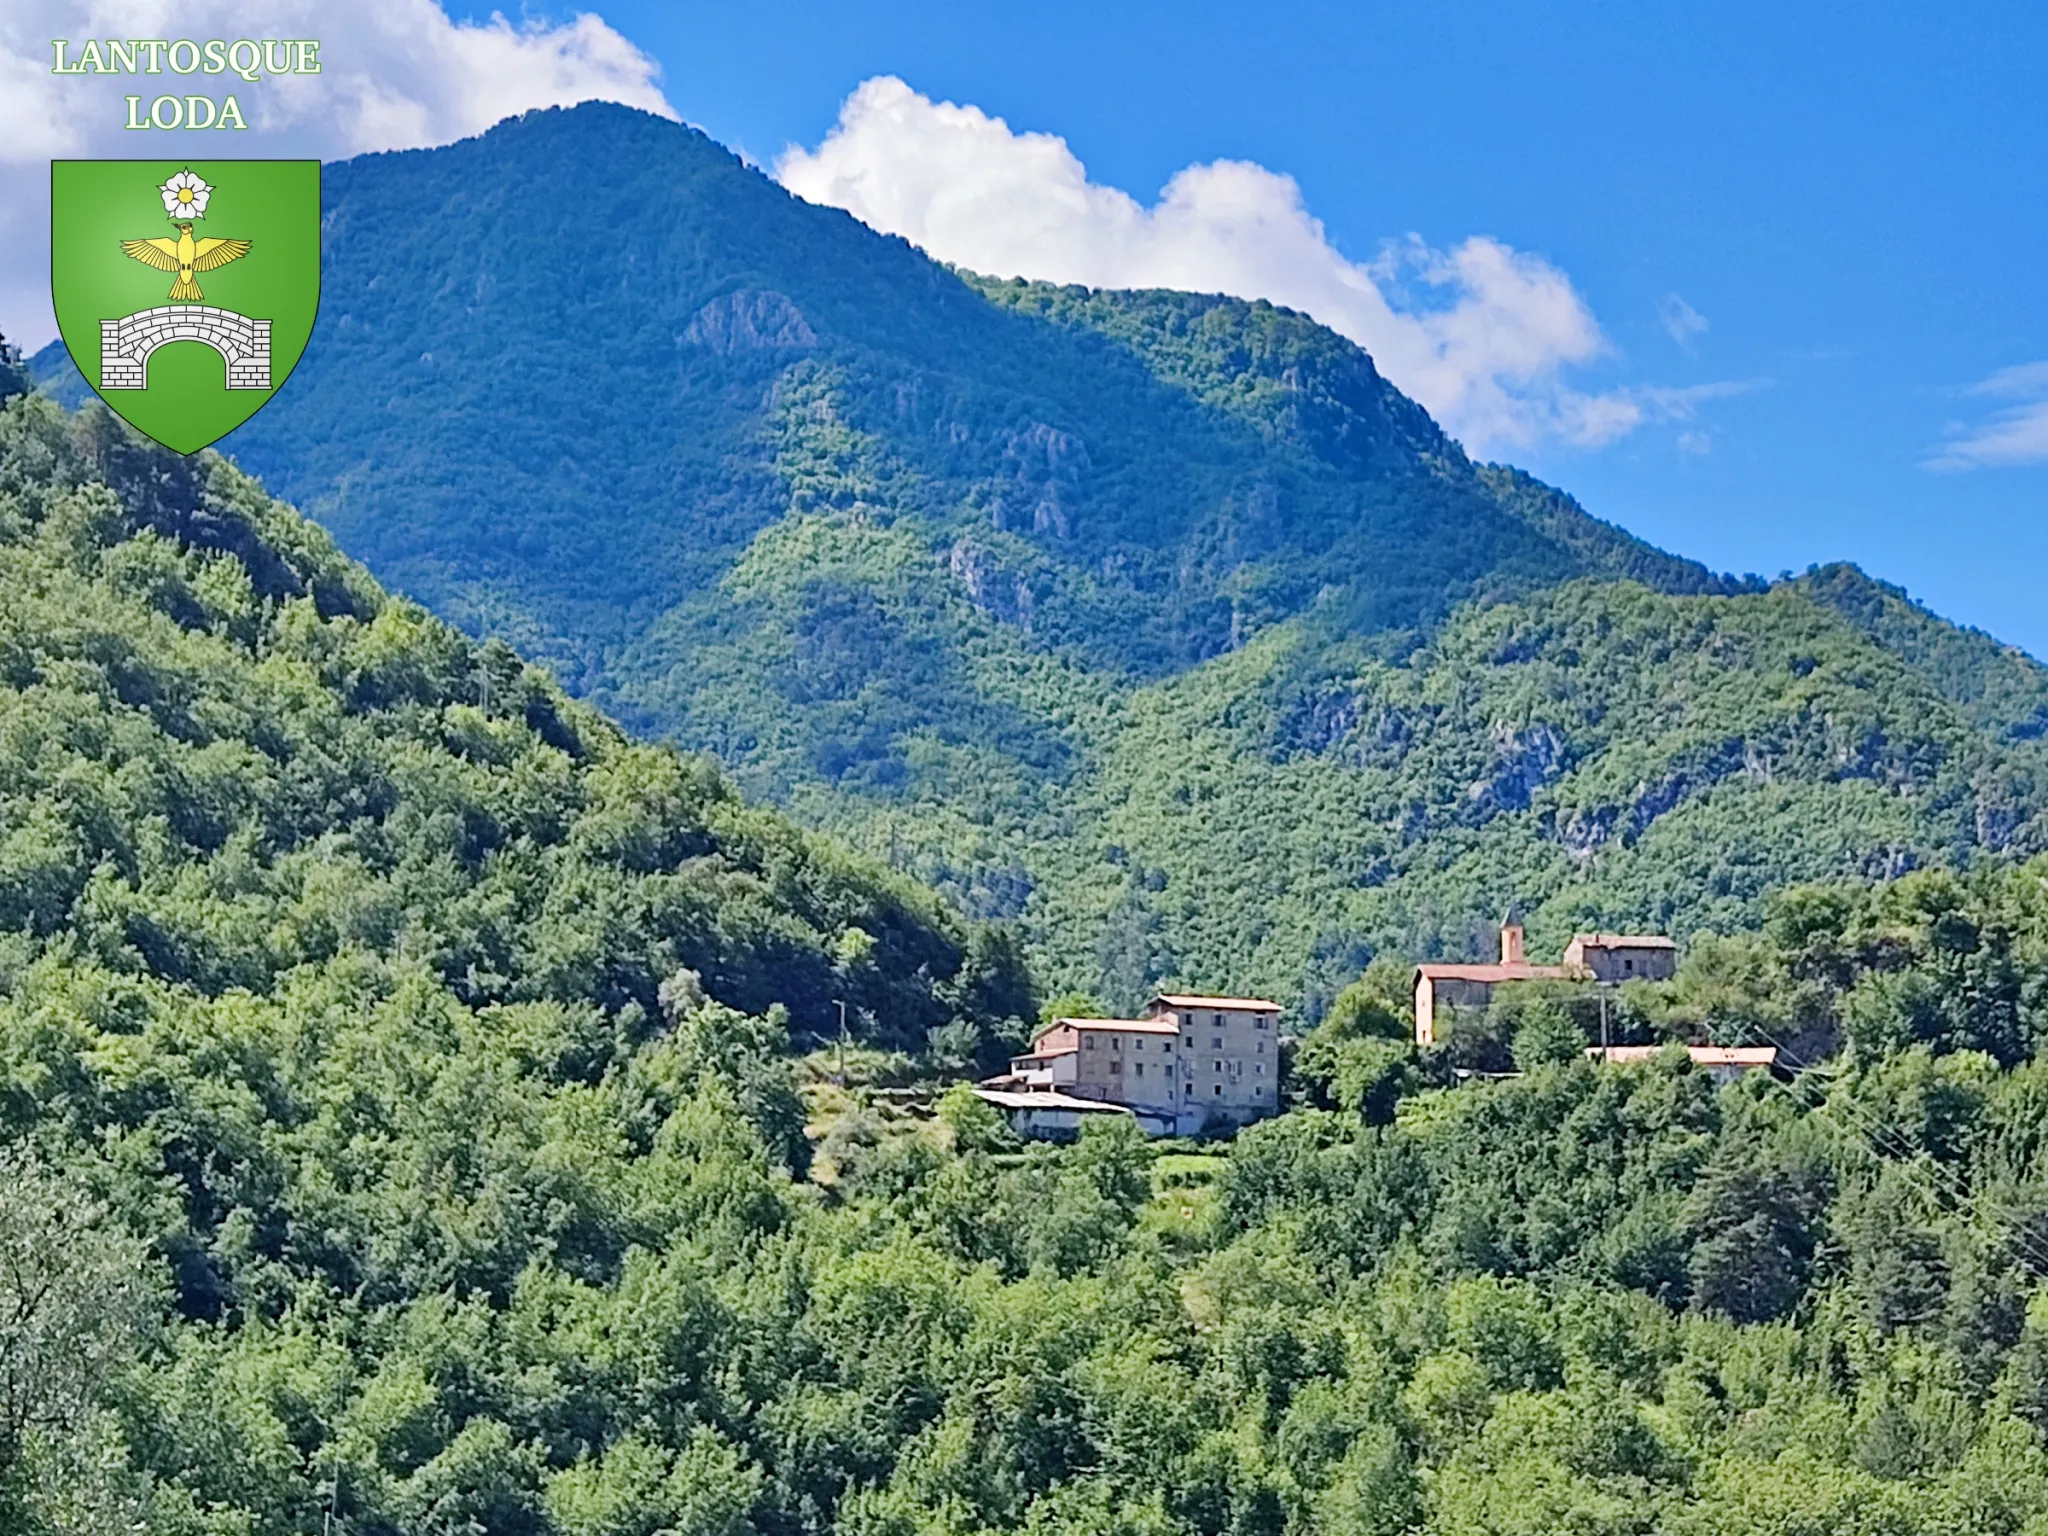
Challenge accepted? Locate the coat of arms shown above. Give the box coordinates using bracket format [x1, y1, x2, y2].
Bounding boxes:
[50, 160, 319, 454]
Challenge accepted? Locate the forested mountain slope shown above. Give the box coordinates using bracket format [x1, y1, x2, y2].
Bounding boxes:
[1792, 562, 2048, 742]
[10, 378, 2048, 1530]
[35, 101, 2048, 1011]
[21, 341, 2048, 1536]
[0, 391, 1031, 1057]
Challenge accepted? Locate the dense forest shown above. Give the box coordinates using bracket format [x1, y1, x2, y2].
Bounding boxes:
[9, 376, 2048, 1536]
[48, 103, 2048, 1008]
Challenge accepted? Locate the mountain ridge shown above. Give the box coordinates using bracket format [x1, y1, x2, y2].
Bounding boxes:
[30, 100, 2048, 1011]
[37, 105, 1736, 666]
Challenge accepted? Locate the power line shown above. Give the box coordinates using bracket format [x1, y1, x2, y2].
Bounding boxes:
[1737, 1020, 2048, 1280]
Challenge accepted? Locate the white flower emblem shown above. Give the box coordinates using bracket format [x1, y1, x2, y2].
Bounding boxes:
[159, 170, 211, 220]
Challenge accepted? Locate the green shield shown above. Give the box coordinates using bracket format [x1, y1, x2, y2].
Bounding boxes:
[50, 159, 320, 454]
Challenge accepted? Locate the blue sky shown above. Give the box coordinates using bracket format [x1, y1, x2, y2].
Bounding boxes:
[9, 1, 2042, 653]
[478, 0, 2048, 654]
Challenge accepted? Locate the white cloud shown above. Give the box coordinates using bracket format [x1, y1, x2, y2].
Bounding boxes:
[0, 0, 673, 347]
[779, 76, 1729, 456]
[1970, 361, 2048, 400]
[1657, 292, 1708, 348]
[1926, 361, 2048, 471]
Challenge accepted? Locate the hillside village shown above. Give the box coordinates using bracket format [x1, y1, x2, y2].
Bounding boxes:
[976, 922, 1781, 1138]
[977, 992, 1286, 1137]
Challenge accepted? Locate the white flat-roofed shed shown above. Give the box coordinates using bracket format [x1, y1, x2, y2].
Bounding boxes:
[972, 1087, 1139, 1140]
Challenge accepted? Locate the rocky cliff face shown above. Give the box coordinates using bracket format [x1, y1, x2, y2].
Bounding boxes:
[29, 101, 2045, 1009]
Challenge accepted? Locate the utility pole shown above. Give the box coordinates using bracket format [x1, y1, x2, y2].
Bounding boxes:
[835, 998, 849, 1081]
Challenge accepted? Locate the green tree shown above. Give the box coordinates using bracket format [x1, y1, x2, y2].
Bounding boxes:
[0, 1151, 154, 1532]
[1511, 999, 1591, 1072]
[936, 1082, 1020, 1154]
[546, 1429, 762, 1536]
[1040, 991, 1109, 1026]
[1684, 1126, 1832, 1322]
[0, 332, 28, 406]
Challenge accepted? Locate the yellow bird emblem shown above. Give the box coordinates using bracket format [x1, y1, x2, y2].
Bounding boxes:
[119, 222, 252, 304]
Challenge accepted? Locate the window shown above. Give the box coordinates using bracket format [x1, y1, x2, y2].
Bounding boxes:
[1133, 1038, 1143, 1051]
[1185, 1083, 1195, 1098]
[1256, 1041, 1266, 1055]
[1254, 1063, 1264, 1076]
[1085, 1036, 1095, 1050]
[1256, 1016, 1270, 1030]
[1211, 1036, 1223, 1049]
[1110, 1059, 1122, 1074]
[1213, 1084, 1223, 1096]
[1133, 1063, 1144, 1078]
[1213, 1060, 1222, 1073]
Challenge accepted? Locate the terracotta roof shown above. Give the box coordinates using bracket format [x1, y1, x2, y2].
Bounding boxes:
[1414, 963, 1569, 983]
[1037, 1016, 1181, 1040]
[1589, 1045, 1778, 1069]
[1149, 993, 1283, 1011]
[972, 1088, 1134, 1114]
[1571, 933, 1678, 949]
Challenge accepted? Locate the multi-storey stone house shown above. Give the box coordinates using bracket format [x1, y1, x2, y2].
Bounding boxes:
[979, 991, 1284, 1137]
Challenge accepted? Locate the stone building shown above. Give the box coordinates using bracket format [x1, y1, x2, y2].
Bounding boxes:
[1412, 923, 1678, 1045]
[979, 991, 1284, 1137]
[1142, 993, 1284, 1126]
[1411, 923, 1566, 1046]
[1564, 933, 1678, 984]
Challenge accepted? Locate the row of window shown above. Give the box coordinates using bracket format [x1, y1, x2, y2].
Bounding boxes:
[1192, 1013, 1275, 1031]
[1082, 1034, 1267, 1054]
[1109, 1060, 1268, 1078]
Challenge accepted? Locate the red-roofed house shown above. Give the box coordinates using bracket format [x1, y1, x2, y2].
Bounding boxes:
[1564, 934, 1679, 983]
[1413, 923, 1680, 1044]
[1413, 924, 1567, 1044]
[1588, 1044, 1778, 1084]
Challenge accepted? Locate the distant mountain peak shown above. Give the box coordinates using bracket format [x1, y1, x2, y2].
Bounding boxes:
[33, 99, 2039, 1005]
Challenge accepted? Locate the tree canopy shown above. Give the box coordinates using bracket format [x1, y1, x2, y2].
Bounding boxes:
[10, 392, 2048, 1534]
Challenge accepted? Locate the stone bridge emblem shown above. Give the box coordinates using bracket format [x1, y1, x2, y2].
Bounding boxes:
[50, 160, 320, 453]
[98, 306, 272, 391]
